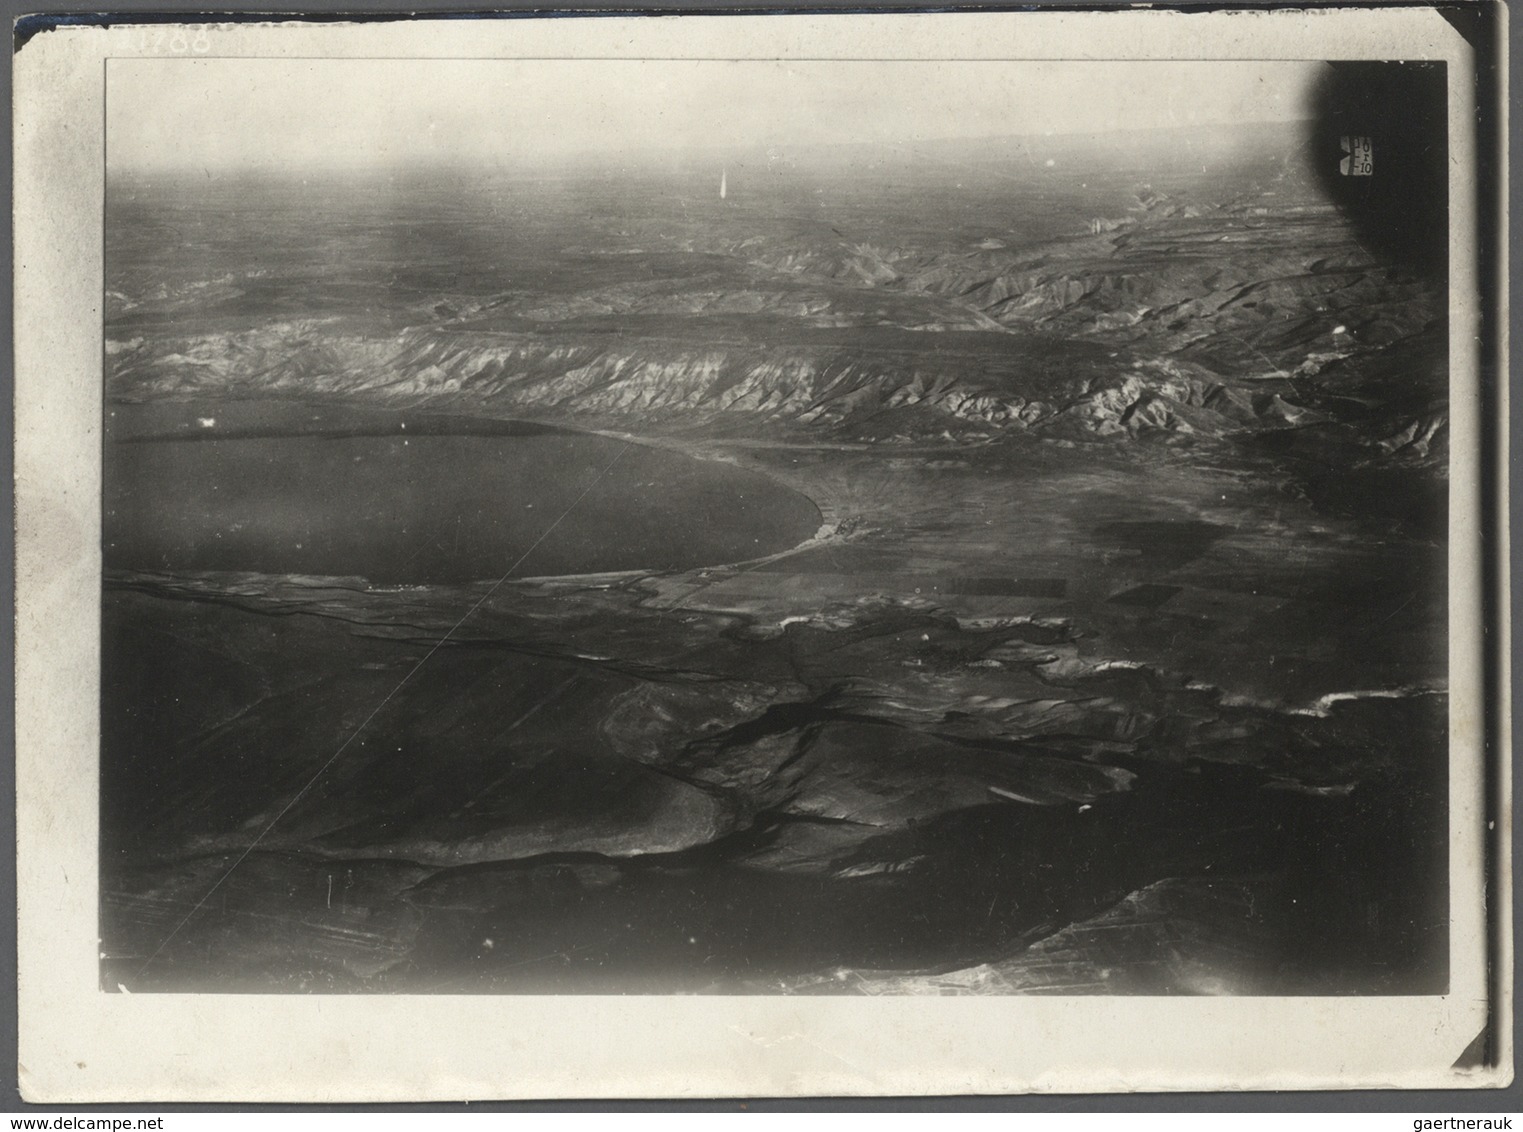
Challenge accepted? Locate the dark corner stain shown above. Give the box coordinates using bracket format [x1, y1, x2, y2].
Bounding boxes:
[1309, 61, 1448, 280]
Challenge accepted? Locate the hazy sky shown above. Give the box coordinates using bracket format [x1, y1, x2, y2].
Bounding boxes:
[108, 58, 1327, 174]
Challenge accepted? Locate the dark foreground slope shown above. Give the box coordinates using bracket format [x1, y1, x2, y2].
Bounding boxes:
[102, 130, 1449, 994]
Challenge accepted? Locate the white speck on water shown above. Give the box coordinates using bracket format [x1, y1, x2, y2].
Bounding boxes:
[1332, 325, 1347, 335]
[1045, 158, 1056, 167]
[482, 938, 494, 950]
[197, 417, 215, 428]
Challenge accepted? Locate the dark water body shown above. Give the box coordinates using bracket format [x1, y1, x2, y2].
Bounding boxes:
[105, 426, 821, 583]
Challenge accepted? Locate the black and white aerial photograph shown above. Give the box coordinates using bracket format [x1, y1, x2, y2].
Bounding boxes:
[100, 53, 1454, 997]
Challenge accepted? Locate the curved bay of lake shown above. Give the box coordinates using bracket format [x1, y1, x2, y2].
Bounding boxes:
[105, 404, 821, 583]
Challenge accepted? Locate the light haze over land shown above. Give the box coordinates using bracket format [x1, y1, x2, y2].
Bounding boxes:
[108, 58, 1326, 174]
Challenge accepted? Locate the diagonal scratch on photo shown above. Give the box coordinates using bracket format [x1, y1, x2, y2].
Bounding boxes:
[101, 56, 1450, 995]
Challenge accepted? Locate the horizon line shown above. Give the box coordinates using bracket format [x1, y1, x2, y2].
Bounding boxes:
[108, 116, 1315, 176]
